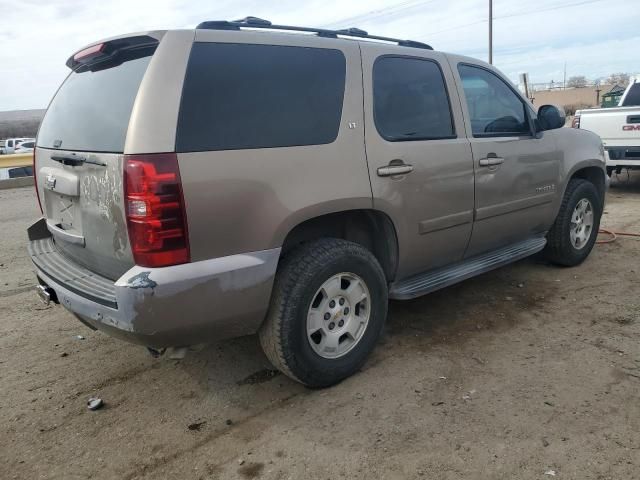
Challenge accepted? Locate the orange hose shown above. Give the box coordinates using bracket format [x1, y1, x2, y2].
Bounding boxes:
[597, 228, 640, 245]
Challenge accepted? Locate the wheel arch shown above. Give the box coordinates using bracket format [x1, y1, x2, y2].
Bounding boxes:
[280, 209, 399, 282]
[567, 163, 607, 207]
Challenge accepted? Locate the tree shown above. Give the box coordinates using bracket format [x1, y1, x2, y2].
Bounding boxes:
[567, 75, 587, 88]
[606, 72, 630, 87]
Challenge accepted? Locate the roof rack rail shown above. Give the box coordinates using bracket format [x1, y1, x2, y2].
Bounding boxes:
[195, 17, 433, 50]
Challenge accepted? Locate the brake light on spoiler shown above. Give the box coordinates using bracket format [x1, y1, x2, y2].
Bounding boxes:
[124, 153, 190, 268]
[73, 43, 104, 62]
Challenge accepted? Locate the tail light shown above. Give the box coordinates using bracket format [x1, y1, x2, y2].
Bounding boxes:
[33, 149, 43, 214]
[124, 153, 190, 267]
[572, 115, 581, 128]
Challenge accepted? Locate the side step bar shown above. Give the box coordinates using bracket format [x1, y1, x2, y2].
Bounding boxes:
[389, 236, 547, 300]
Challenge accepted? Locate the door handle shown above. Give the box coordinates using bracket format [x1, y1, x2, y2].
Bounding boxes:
[479, 153, 504, 167]
[377, 162, 414, 177]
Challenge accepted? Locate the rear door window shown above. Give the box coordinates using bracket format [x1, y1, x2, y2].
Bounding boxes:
[373, 56, 455, 141]
[176, 43, 346, 152]
[37, 49, 155, 153]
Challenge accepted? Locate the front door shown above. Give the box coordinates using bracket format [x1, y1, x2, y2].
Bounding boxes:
[450, 60, 561, 257]
[361, 45, 475, 279]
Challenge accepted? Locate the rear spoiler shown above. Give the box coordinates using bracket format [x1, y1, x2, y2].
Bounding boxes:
[66, 33, 164, 70]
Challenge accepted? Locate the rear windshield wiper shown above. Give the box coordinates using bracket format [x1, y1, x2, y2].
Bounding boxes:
[50, 153, 106, 167]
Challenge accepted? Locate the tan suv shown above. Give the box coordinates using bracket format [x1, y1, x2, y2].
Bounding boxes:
[29, 18, 606, 387]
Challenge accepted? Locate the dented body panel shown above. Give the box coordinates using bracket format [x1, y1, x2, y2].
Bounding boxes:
[34, 148, 133, 280]
[31, 223, 280, 347]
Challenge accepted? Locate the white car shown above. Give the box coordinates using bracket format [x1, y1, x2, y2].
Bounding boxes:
[1, 137, 35, 154]
[15, 140, 35, 153]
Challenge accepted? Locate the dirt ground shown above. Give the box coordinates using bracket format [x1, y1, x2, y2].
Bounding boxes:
[1, 174, 639, 480]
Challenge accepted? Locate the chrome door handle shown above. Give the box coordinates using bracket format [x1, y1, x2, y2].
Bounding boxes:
[479, 155, 504, 167]
[377, 163, 414, 177]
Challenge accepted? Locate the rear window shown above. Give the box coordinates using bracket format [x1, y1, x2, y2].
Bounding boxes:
[176, 43, 346, 152]
[37, 50, 154, 153]
[622, 83, 640, 107]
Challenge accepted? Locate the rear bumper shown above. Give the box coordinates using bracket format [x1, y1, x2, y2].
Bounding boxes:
[605, 147, 640, 167]
[28, 220, 280, 348]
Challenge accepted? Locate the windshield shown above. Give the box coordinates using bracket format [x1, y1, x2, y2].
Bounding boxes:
[37, 50, 154, 152]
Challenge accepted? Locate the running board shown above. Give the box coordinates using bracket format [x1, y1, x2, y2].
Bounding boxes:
[389, 236, 547, 300]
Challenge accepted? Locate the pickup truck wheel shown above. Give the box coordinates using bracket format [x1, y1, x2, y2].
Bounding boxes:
[259, 238, 388, 388]
[544, 178, 602, 266]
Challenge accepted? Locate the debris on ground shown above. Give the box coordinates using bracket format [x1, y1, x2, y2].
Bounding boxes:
[87, 397, 104, 411]
[75, 335, 85, 340]
[187, 421, 206, 431]
[544, 470, 557, 476]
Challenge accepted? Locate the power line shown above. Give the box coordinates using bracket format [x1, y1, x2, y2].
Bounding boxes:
[322, 0, 438, 29]
[429, 0, 608, 37]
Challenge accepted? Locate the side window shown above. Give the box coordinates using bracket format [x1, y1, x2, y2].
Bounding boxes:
[373, 56, 455, 141]
[458, 64, 530, 137]
[622, 83, 640, 106]
[177, 43, 346, 152]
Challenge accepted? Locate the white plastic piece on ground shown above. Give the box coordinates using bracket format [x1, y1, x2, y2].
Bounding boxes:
[87, 397, 104, 411]
[544, 470, 557, 476]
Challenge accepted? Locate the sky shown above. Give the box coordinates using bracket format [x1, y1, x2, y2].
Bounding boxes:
[1, 0, 639, 111]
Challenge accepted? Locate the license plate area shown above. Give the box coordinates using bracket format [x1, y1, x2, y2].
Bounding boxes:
[39, 166, 84, 240]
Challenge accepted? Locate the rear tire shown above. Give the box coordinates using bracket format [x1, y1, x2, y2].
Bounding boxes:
[544, 179, 602, 266]
[259, 238, 388, 388]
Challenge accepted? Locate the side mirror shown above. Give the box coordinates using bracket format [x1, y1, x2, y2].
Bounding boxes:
[537, 104, 566, 131]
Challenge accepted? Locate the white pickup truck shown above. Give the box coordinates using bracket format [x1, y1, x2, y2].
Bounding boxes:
[574, 78, 640, 176]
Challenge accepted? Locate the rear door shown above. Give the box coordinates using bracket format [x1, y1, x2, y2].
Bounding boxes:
[361, 44, 474, 278]
[35, 35, 163, 279]
[450, 59, 560, 257]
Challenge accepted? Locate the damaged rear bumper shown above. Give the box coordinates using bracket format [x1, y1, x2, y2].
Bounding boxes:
[28, 220, 280, 348]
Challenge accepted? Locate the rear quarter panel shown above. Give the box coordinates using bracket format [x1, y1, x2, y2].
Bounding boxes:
[176, 31, 371, 261]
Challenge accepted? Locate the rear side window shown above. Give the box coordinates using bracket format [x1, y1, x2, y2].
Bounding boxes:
[176, 43, 346, 152]
[622, 83, 640, 106]
[37, 50, 154, 152]
[373, 56, 455, 141]
[458, 64, 529, 137]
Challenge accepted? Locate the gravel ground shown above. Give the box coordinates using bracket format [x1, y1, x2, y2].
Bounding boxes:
[1, 174, 639, 480]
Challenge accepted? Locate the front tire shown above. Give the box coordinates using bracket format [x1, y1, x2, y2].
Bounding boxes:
[259, 238, 388, 388]
[544, 178, 602, 266]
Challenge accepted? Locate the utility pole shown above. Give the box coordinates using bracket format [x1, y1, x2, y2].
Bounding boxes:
[488, 0, 493, 64]
[563, 62, 567, 89]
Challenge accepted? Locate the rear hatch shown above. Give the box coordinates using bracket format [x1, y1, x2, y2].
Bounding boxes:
[35, 35, 159, 280]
